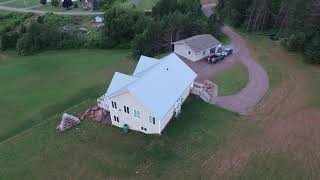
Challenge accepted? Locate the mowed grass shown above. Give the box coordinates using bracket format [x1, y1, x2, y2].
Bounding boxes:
[233, 153, 310, 180]
[3, 0, 39, 8]
[210, 63, 249, 96]
[114, 0, 159, 11]
[0, 49, 134, 142]
[0, 49, 239, 179]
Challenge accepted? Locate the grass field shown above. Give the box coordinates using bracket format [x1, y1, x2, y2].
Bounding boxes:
[0, 49, 239, 179]
[210, 63, 249, 96]
[114, 0, 159, 11]
[2, 0, 39, 8]
[0, 49, 134, 142]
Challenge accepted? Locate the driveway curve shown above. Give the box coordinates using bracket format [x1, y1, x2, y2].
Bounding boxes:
[214, 26, 269, 114]
[0, 6, 104, 16]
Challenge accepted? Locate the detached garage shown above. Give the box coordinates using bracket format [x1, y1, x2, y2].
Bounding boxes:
[172, 34, 222, 62]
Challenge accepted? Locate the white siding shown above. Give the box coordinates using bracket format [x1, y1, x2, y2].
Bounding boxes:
[108, 92, 160, 134]
[159, 82, 193, 134]
[174, 44, 222, 62]
[173, 43, 196, 61]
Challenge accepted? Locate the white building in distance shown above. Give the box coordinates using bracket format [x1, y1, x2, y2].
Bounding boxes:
[172, 34, 222, 62]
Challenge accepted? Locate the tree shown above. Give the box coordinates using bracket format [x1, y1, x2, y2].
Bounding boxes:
[40, 0, 46, 5]
[208, 13, 223, 37]
[103, 7, 148, 47]
[132, 21, 162, 58]
[304, 34, 320, 64]
[51, 0, 59, 7]
[62, 0, 73, 9]
[152, 0, 177, 17]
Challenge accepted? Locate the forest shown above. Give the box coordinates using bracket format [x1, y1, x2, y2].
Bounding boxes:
[217, 0, 320, 64]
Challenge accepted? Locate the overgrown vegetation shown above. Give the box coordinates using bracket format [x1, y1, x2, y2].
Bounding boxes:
[103, 0, 223, 57]
[0, 13, 104, 55]
[217, 0, 320, 64]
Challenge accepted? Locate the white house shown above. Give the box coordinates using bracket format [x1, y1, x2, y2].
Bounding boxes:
[172, 34, 222, 62]
[97, 53, 197, 135]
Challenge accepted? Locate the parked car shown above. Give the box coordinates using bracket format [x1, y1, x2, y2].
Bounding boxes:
[222, 48, 233, 56]
[207, 54, 225, 64]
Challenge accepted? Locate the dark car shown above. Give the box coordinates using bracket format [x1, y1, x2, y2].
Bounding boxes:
[207, 54, 225, 64]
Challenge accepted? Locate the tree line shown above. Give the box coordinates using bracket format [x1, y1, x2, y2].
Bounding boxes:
[103, 0, 223, 58]
[0, 0, 223, 57]
[217, 0, 320, 64]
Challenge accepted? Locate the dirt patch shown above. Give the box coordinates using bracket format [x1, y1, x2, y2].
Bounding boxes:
[201, 35, 320, 179]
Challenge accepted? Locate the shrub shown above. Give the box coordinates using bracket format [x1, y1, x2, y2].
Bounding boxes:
[62, 0, 73, 9]
[51, 0, 59, 7]
[73, 3, 78, 8]
[286, 32, 306, 52]
[0, 31, 20, 50]
[304, 34, 320, 64]
[40, 0, 46, 5]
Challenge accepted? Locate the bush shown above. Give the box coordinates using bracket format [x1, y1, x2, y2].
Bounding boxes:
[304, 34, 320, 64]
[73, 3, 78, 8]
[16, 20, 87, 55]
[286, 32, 306, 52]
[40, 0, 46, 5]
[51, 0, 59, 7]
[62, 0, 73, 9]
[0, 31, 20, 50]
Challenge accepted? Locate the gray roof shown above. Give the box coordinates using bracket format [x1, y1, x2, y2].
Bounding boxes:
[173, 34, 222, 53]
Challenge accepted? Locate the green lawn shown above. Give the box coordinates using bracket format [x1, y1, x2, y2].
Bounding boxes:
[0, 49, 239, 179]
[210, 63, 249, 96]
[113, 0, 159, 11]
[0, 49, 134, 142]
[233, 153, 310, 180]
[3, 0, 39, 8]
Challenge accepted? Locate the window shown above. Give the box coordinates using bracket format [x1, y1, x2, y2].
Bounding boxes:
[141, 127, 147, 131]
[149, 116, 156, 125]
[124, 106, 130, 114]
[111, 101, 117, 109]
[203, 51, 206, 55]
[113, 116, 119, 122]
[134, 110, 140, 118]
[188, 50, 191, 54]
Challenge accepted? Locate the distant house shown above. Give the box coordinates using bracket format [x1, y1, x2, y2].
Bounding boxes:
[172, 34, 222, 62]
[97, 53, 197, 134]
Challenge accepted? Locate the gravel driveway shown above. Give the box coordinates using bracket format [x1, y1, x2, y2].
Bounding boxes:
[214, 26, 269, 114]
[184, 27, 269, 114]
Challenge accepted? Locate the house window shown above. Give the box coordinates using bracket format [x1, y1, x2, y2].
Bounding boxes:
[113, 116, 119, 122]
[188, 50, 191, 54]
[203, 51, 206, 55]
[141, 127, 147, 131]
[124, 106, 130, 114]
[149, 116, 156, 125]
[134, 110, 140, 118]
[111, 101, 117, 109]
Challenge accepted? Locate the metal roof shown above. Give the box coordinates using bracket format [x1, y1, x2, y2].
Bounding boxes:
[173, 34, 222, 53]
[105, 53, 197, 120]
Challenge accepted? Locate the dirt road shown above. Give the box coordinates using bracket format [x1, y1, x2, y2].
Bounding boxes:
[214, 27, 269, 114]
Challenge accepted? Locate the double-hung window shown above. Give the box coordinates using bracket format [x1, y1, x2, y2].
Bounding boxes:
[124, 106, 130, 114]
[111, 101, 117, 109]
[113, 116, 119, 122]
[134, 110, 140, 118]
[149, 116, 156, 125]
